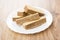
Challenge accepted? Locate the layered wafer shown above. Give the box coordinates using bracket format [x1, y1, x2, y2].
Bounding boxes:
[23, 16, 46, 29]
[16, 13, 40, 25]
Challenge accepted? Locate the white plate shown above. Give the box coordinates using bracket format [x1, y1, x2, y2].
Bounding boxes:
[6, 7, 53, 34]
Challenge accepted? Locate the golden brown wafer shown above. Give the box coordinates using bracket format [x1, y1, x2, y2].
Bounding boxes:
[23, 16, 46, 29]
[16, 13, 40, 25]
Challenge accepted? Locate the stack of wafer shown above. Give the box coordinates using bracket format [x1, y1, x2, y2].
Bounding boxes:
[12, 5, 46, 30]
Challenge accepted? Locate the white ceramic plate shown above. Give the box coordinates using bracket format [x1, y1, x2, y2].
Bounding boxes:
[6, 7, 53, 34]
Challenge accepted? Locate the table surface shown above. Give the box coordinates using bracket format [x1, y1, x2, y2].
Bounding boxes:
[0, 0, 60, 40]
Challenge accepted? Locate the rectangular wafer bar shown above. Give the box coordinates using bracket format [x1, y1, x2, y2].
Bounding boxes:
[24, 5, 44, 16]
[16, 13, 40, 25]
[13, 16, 22, 21]
[23, 16, 46, 29]
[17, 12, 28, 17]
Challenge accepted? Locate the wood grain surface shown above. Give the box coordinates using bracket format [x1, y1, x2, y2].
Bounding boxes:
[0, 0, 60, 40]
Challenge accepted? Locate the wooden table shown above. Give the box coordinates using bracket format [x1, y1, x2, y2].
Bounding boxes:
[0, 0, 60, 40]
